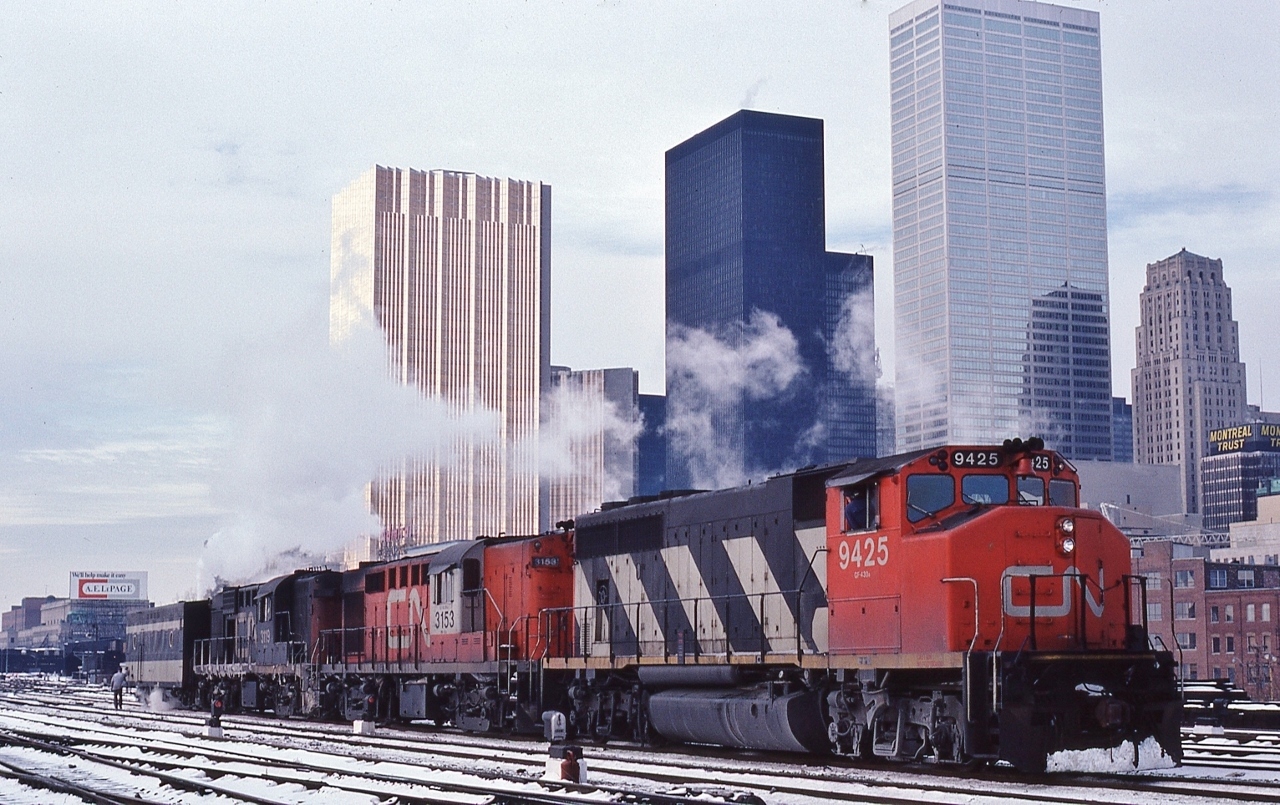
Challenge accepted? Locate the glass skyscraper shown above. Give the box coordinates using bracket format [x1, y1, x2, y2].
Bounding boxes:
[889, 0, 1112, 459]
[665, 110, 877, 489]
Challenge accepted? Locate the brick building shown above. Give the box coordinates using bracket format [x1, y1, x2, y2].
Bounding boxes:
[1133, 540, 1280, 700]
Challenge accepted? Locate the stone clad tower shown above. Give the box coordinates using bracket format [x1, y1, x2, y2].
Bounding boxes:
[1132, 249, 1247, 514]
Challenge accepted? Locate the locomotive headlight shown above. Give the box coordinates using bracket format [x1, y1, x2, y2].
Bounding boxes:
[1057, 518, 1076, 555]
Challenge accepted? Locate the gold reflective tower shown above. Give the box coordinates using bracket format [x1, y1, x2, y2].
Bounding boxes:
[331, 166, 551, 550]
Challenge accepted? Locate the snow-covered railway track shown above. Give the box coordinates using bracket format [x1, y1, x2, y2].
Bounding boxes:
[4, 678, 1280, 804]
[0, 704, 719, 805]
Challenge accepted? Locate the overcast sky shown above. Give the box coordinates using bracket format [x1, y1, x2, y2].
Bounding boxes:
[2, 1, 1278, 609]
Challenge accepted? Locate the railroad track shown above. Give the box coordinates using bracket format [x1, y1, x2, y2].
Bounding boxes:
[1, 676, 1277, 804]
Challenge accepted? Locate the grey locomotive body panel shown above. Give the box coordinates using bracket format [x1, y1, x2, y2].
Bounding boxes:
[573, 471, 833, 659]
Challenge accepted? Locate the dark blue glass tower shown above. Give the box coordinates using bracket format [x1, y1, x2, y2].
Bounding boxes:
[665, 110, 876, 488]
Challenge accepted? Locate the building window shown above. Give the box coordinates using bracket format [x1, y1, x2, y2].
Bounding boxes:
[1209, 568, 1228, 589]
[1227, 635, 1236, 653]
[1248, 633, 1257, 649]
[1226, 605, 1235, 623]
[1248, 604, 1256, 622]
[1211, 605, 1220, 624]
[1175, 602, 1197, 620]
[1175, 570, 1195, 588]
[1143, 572, 1162, 591]
[1229, 667, 1236, 683]
[1212, 635, 1221, 654]
[1265, 603, 1273, 623]
[1240, 569, 1256, 588]
[1189, 663, 1199, 680]
[1213, 666, 1222, 679]
[1147, 602, 1162, 621]
[1176, 632, 1197, 649]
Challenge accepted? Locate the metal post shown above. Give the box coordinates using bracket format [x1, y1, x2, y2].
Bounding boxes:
[1029, 575, 1037, 651]
[759, 592, 766, 661]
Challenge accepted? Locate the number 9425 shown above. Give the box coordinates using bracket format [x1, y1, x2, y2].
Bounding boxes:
[839, 535, 889, 571]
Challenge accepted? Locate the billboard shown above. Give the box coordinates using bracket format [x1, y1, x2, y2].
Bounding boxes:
[69, 571, 148, 601]
[1208, 423, 1280, 455]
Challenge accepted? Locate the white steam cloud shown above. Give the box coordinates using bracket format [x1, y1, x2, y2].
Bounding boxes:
[665, 310, 806, 489]
[539, 373, 644, 522]
[829, 287, 878, 387]
[196, 325, 502, 591]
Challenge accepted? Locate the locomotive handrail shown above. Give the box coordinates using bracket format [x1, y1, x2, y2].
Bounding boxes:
[941, 577, 980, 654]
[796, 545, 829, 659]
[481, 587, 507, 664]
[540, 587, 810, 661]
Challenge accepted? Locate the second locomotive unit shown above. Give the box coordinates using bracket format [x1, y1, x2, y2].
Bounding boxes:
[126, 440, 1181, 772]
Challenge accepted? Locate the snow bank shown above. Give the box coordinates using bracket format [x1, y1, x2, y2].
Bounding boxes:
[1046, 736, 1177, 773]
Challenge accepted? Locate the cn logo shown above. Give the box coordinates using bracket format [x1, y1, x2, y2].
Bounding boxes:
[1001, 565, 1105, 618]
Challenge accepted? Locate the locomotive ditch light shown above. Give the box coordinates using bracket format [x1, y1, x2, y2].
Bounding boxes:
[1057, 517, 1076, 555]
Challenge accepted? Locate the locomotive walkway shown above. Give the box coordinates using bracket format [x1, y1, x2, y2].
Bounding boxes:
[0, 675, 1276, 804]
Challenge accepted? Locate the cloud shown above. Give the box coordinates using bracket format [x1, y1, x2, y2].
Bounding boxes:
[1109, 184, 1271, 231]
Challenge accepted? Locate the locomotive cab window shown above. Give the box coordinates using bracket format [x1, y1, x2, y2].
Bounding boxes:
[906, 475, 955, 522]
[1048, 479, 1077, 507]
[462, 558, 481, 592]
[842, 483, 879, 532]
[961, 474, 1010, 505]
[1017, 475, 1045, 505]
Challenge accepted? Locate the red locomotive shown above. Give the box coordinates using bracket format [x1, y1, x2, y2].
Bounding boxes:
[129, 440, 1180, 772]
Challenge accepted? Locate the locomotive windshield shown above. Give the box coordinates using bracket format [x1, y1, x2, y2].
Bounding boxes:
[1017, 475, 1045, 505]
[906, 475, 955, 522]
[1049, 478, 1077, 506]
[960, 474, 1009, 505]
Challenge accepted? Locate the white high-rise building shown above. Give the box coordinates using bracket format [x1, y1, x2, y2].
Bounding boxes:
[889, 0, 1112, 458]
[331, 166, 551, 550]
[1132, 249, 1247, 514]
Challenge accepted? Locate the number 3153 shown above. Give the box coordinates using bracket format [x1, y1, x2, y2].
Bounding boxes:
[839, 535, 889, 570]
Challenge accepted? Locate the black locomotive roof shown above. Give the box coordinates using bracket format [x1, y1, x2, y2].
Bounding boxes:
[579, 448, 934, 527]
[824, 449, 932, 488]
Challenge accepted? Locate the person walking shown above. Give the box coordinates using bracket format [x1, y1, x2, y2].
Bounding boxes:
[110, 668, 127, 710]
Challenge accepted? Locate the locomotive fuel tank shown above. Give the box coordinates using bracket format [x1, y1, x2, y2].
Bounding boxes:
[647, 686, 829, 753]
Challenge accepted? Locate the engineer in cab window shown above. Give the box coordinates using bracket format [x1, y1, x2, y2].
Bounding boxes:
[844, 484, 878, 532]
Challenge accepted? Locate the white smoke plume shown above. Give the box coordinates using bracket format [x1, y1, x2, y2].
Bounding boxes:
[538, 373, 644, 523]
[829, 286, 878, 387]
[665, 310, 806, 489]
[196, 324, 502, 592]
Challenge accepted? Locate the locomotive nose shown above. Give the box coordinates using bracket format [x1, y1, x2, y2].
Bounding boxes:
[1094, 696, 1131, 730]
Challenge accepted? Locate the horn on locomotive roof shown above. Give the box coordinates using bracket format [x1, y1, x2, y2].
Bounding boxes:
[1002, 436, 1045, 453]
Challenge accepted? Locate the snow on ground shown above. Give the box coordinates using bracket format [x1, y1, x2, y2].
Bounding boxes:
[1046, 736, 1178, 773]
[0, 777, 88, 805]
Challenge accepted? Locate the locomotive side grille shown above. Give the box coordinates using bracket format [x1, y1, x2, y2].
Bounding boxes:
[577, 514, 664, 559]
[617, 515, 664, 553]
[576, 523, 616, 559]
